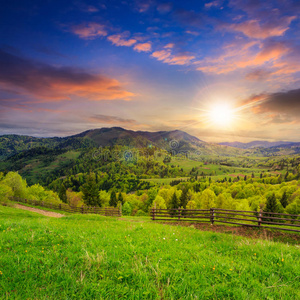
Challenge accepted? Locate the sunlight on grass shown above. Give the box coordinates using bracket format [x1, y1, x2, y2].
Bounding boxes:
[0, 206, 299, 299]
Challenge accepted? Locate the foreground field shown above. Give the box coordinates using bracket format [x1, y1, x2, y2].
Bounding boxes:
[0, 206, 299, 299]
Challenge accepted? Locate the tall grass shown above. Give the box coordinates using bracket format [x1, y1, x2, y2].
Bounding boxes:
[0, 206, 299, 299]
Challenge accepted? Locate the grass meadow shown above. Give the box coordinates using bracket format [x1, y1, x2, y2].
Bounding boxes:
[0, 205, 299, 299]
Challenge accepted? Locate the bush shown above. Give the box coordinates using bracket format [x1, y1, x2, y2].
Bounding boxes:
[135, 209, 147, 216]
[122, 202, 132, 216]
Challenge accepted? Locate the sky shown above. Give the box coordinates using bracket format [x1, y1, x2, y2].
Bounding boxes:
[1, 0, 300, 142]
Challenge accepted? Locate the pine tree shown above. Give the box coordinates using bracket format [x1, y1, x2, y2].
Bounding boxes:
[82, 174, 100, 206]
[170, 192, 179, 209]
[118, 192, 124, 205]
[170, 192, 179, 216]
[109, 190, 118, 207]
[280, 191, 288, 208]
[179, 187, 189, 208]
[264, 193, 277, 213]
[58, 183, 67, 203]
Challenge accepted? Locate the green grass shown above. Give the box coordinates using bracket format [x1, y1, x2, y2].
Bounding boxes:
[0, 206, 299, 299]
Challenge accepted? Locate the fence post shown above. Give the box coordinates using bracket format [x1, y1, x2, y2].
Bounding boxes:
[59, 204, 61, 210]
[258, 209, 262, 226]
[81, 205, 84, 214]
[210, 208, 215, 225]
[25, 199, 27, 204]
[152, 207, 156, 220]
[178, 207, 181, 221]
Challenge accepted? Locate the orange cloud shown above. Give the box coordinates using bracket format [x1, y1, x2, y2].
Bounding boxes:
[133, 42, 152, 52]
[71, 23, 107, 39]
[107, 34, 137, 46]
[253, 41, 289, 64]
[151, 49, 195, 65]
[226, 16, 296, 39]
[196, 39, 292, 75]
[0, 50, 135, 102]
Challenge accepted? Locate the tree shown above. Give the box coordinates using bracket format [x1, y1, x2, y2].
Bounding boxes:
[170, 192, 179, 209]
[118, 192, 124, 205]
[280, 191, 288, 208]
[109, 190, 118, 207]
[264, 193, 277, 213]
[153, 195, 167, 209]
[201, 189, 216, 209]
[81, 174, 100, 206]
[58, 184, 67, 203]
[122, 202, 132, 216]
[179, 187, 189, 208]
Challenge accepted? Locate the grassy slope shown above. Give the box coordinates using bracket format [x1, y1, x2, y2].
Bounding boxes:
[0, 206, 299, 299]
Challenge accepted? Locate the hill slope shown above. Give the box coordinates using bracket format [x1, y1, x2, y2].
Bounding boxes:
[219, 140, 295, 149]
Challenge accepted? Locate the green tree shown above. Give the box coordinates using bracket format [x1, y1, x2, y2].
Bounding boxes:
[264, 193, 277, 213]
[170, 192, 179, 209]
[81, 174, 100, 206]
[179, 187, 189, 208]
[109, 190, 118, 207]
[118, 192, 124, 205]
[280, 191, 288, 208]
[58, 184, 67, 203]
[153, 195, 167, 209]
[122, 202, 132, 216]
[201, 189, 216, 209]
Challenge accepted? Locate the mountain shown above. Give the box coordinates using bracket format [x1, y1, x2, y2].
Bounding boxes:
[0, 127, 206, 160]
[219, 140, 296, 149]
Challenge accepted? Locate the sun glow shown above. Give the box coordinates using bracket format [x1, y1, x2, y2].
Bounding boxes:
[209, 104, 234, 127]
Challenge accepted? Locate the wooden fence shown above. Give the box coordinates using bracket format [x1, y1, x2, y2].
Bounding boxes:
[11, 197, 121, 217]
[151, 207, 300, 233]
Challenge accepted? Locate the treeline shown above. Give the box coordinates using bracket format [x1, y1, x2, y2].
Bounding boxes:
[0, 172, 61, 205]
[2, 171, 300, 219]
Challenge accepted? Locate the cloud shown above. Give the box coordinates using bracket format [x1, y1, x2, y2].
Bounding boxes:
[164, 43, 174, 49]
[136, 0, 152, 13]
[243, 88, 300, 122]
[89, 114, 137, 125]
[205, 1, 222, 9]
[107, 34, 137, 46]
[196, 39, 292, 74]
[157, 3, 173, 14]
[0, 49, 135, 101]
[70, 23, 107, 39]
[133, 42, 152, 52]
[245, 69, 272, 81]
[224, 16, 296, 39]
[253, 40, 289, 64]
[151, 49, 195, 65]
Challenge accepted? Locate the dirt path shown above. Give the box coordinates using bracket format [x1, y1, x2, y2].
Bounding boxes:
[15, 204, 65, 218]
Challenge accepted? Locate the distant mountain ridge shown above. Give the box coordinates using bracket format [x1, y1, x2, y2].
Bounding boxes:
[0, 127, 206, 159]
[219, 140, 297, 149]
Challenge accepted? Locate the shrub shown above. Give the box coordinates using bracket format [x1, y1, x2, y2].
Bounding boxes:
[122, 202, 132, 216]
[136, 209, 147, 216]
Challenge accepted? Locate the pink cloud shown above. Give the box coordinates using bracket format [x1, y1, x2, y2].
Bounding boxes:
[151, 50, 195, 65]
[226, 16, 296, 39]
[107, 34, 137, 47]
[253, 40, 289, 64]
[157, 3, 173, 14]
[164, 43, 174, 49]
[133, 42, 152, 52]
[0, 50, 135, 102]
[71, 23, 107, 39]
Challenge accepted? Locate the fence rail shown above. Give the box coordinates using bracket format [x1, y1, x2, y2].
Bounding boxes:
[151, 207, 300, 233]
[10, 197, 121, 217]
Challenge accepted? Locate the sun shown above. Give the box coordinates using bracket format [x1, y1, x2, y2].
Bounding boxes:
[209, 104, 234, 127]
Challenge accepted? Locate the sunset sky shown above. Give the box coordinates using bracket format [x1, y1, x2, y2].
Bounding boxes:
[1, 0, 300, 142]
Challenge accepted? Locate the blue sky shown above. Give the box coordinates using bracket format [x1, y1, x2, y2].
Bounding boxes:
[1, 0, 300, 142]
